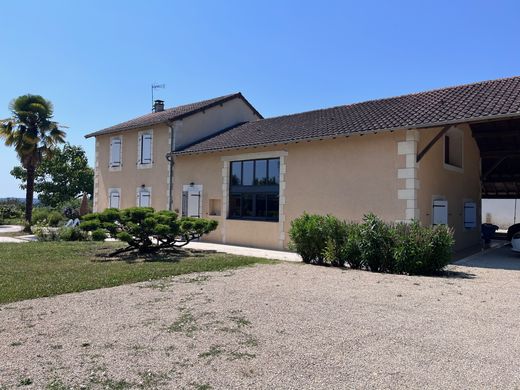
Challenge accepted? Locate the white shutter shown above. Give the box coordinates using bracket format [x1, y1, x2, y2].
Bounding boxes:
[140, 134, 152, 164]
[110, 138, 121, 167]
[139, 190, 151, 207]
[433, 200, 448, 225]
[182, 184, 202, 218]
[464, 202, 477, 229]
[109, 191, 120, 209]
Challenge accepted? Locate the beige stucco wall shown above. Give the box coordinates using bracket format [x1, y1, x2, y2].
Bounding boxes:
[93, 97, 260, 212]
[173, 131, 407, 250]
[95, 123, 171, 211]
[416, 124, 482, 250]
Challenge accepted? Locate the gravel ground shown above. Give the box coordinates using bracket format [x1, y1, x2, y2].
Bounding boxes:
[1, 262, 520, 389]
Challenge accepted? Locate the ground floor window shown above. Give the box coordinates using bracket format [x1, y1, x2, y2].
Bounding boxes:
[137, 187, 151, 207]
[108, 188, 120, 209]
[229, 158, 280, 222]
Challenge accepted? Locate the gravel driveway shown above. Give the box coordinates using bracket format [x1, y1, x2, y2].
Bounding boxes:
[1, 261, 519, 389]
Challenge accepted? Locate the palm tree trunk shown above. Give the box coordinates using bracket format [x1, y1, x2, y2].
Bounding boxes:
[24, 165, 35, 228]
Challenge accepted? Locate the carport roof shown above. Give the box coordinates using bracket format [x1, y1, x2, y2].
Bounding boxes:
[174, 76, 520, 155]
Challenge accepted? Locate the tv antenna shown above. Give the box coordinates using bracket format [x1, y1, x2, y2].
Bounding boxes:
[151, 83, 165, 111]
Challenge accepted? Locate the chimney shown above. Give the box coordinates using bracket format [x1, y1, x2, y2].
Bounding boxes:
[153, 99, 164, 112]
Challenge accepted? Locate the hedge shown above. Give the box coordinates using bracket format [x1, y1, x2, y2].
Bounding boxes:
[289, 213, 454, 275]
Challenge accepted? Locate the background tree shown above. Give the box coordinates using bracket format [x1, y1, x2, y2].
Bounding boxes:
[0, 95, 66, 224]
[11, 143, 93, 208]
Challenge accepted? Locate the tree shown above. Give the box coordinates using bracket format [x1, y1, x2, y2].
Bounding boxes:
[80, 207, 219, 256]
[0, 95, 66, 224]
[11, 143, 93, 208]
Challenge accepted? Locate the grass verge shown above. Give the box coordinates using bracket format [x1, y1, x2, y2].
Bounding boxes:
[0, 241, 274, 304]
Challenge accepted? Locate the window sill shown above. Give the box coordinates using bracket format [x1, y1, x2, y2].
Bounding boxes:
[227, 217, 279, 223]
[443, 163, 464, 173]
[137, 163, 153, 169]
[109, 166, 122, 172]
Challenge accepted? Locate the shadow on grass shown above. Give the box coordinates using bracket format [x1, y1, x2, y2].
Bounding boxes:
[92, 247, 220, 264]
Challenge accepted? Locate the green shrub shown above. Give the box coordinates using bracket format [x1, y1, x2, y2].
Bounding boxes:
[91, 228, 107, 241]
[289, 213, 330, 264]
[342, 223, 363, 269]
[59, 227, 88, 241]
[80, 207, 218, 256]
[358, 213, 395, 272]
[47, 211, 63, 227]
[32, 208, 50, 224]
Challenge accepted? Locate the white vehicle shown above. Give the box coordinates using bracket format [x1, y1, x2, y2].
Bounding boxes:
[512, 233, 520, 253]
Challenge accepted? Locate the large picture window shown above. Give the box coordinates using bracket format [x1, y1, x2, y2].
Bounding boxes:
[229, 158, 280, 221]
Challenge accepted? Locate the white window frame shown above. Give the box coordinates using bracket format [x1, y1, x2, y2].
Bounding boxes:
[443, 127, 464, 173]
[137, 130, 153, 169]
[109, 136, 122, 171]
[136, 186, 152, 207]
[463, 200, 477, 230]
[108, 188, 121, 209]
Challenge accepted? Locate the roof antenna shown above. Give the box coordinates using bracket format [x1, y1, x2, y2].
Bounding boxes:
[151, 83, 165, 112]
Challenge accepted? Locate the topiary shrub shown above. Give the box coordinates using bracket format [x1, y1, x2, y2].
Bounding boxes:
[80, 207, 218, 256]
[358, 213, 395, 272]
[91, 228, 107, 241]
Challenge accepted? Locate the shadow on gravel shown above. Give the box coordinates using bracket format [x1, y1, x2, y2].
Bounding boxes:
[93, 248, 218, 264]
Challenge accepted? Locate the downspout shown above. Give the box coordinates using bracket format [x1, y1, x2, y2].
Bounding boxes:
[166, 121, 177, 211]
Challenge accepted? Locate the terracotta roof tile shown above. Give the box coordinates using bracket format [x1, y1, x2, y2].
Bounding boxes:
[175, 76, 520, 155]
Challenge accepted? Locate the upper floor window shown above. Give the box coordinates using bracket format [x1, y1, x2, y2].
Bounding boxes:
[444, 128, 463, 170]
[138, 131, 153, 167]
[109, 137, 122, 168]
[229, 158, 280, 221]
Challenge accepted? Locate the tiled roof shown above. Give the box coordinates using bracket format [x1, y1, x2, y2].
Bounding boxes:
[174, 76, 520, 155]
[85, 93, 262, 138]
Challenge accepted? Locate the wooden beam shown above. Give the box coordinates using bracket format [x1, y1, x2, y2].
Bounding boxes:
[416, 125, 451, 163]
[482, 156, 510, 181]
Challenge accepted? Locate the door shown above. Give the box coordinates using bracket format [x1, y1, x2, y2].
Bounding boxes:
[182, 184, 203, 218]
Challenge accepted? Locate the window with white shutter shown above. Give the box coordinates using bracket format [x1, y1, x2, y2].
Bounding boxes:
[108, 189, 121, 209]
[138, 131, 153, 167]
[464, 201, 477, 229]
[137, 188, 151, 207]
[109, 137, 122, 168]
[432, 199, 448, 225]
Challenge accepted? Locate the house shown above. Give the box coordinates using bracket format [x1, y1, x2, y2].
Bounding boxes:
[86, 76, 520, 251]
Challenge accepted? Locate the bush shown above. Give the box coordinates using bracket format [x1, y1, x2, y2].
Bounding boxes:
[59, 227, 88, 241]
[80, 207, 218, 256]
[91, 229, 107, 241]
[32, 208, 50, 224]
[289, 213, 330, 264]
[47, 211, 63, 227]
[290, 212, 454, 275]
[358, 213, 395, 273]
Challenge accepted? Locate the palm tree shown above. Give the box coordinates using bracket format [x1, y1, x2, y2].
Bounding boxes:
[0, 95, 66, 226]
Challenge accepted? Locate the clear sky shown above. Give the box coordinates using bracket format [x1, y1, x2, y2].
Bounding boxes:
[1, 0, 519, 197]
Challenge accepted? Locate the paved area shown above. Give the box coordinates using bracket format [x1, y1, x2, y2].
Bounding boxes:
[0, 225, 23, 234]
[1, 258, 520, 389]
[186, 241, 302, 262]
[455, 243, 520, 270]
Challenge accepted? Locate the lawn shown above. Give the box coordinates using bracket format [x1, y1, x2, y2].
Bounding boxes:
[0, 241, 274, 304]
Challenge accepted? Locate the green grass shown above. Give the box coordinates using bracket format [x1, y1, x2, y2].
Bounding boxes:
[0, 242, 274, 304]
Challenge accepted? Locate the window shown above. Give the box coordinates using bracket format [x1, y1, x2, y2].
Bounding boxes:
[108, 189, 120, 209]
[464, 201, 477, 229]
[137, 187, 151, 207]
[109, 137, 122, 168]
[432, 199, 448, 225]
[138, 131, 153, 166]
[228, 158, 280, 221]
[444, 128, 463, 169]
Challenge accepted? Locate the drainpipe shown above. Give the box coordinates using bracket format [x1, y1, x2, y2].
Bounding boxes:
[166, 121, 177, 211]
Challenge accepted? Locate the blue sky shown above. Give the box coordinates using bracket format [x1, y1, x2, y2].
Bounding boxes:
[1, 0, 519, 197]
